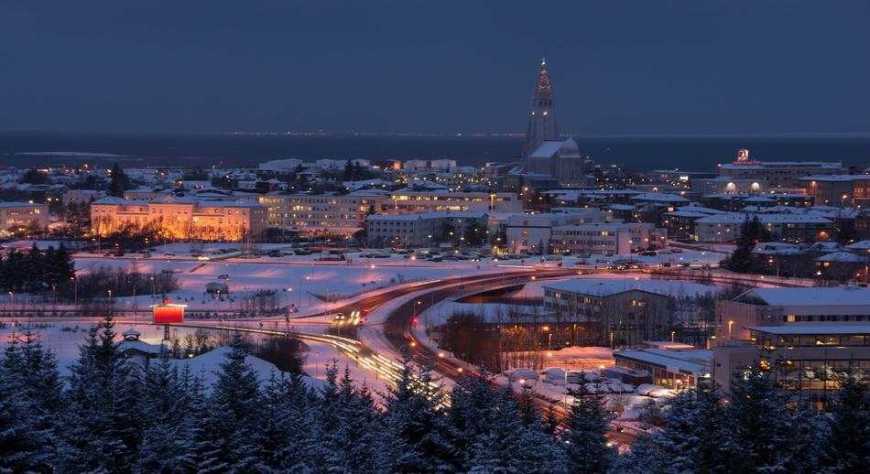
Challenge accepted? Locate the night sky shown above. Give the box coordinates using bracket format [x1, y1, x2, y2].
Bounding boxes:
[2, 1, 869, 135]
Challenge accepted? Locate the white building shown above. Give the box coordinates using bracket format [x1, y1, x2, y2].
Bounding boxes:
[387, 190, 522, 214]
[694, 213, 833, 243]
[0, 202, 49, 230]
[366, 211, 488, 248]
[258, 190, 387, 236]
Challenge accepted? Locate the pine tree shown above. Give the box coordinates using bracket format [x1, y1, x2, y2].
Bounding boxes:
[109, 162, 130, 197]
[136, 354, 197, 473]
[320, 366, 382, 473]
[563, 387, 612, 474]
[726, 366, 820, 473]
[645, 385, 736, 473]
[824, 376, 870, 473]
[196, 336, 264, 473]
[58, 315, 144, 473]
[379, 365, 459, 473]
[0, 333, 56, 472]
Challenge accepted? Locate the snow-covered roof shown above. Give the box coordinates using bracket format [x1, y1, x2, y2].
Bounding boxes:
[614, 348, 711, 375]
[695, 213, 832, 225]
[749, 287, 870, 307]
[752, 242, 803, 256]
[119, 340, 165, 355]
[800, 174, 870, 182]
[846, 240, 870, 251]
[544, 278, 717, 299]
[748, 323, 870, 335]
[630, 192, 689, 203]
[815, 252, 866, 263]
[0, 201, 45, 208]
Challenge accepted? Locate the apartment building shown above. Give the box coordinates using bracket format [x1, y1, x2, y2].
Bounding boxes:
[718, 150, 844, 191]
[387, 190, 521, 214]
[542, 279, 690, 346]
[258, 191, 387, 236]
[365, 211, 487, 248]
[802, 175, 870, 207]
[694, 213, 833, 243]
[0, 202, 49, 230]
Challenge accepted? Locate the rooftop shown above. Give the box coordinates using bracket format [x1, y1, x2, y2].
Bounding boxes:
[544, 278, 718, 299]
[749, 287, 870, 307]
[748, 323, 870, 335]
[615, 348, 712, 375]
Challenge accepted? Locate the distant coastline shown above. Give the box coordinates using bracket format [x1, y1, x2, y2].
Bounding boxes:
[1, 130, 868, 171]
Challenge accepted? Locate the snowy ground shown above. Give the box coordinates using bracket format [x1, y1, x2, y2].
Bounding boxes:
[70, 254, 516, 313]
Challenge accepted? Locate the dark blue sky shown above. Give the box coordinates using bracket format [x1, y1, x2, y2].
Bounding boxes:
[2, 1, 869, 135]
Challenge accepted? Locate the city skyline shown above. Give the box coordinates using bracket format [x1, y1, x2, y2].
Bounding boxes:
[2, 1, 869, 135]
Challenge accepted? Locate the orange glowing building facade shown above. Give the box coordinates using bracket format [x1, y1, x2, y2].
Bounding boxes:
[91, 196, 267, 241]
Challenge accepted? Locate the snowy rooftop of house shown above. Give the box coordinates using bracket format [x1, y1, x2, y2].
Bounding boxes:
[815, 252, 866, 263]
[752, 242, 804, 256]
[543, 278, 718, 299]
[846, 240, 870, 251]
[748, 323, 870, 335]
[800, 174, 870, 182]
[720, 161, 842, 170]
[614, 348, 712, 375]
[748, 287, 870, 307]
[695, 213, 832, 225]
[118, 340, 165, 355]
[0, 201, 44, 208]
[630, 192, 689, 203]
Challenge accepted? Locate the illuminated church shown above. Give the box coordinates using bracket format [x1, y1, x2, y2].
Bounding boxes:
[523, 58, 591, 185]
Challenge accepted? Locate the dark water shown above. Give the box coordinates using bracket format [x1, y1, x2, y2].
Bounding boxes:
[1, 131, 868, 171]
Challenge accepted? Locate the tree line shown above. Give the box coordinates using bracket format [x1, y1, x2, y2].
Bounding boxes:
[1, 316, 868, 473]
[0, 244, 74, 294]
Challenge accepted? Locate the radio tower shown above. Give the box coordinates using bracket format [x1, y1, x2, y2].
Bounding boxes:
[523, 57, 560, 160]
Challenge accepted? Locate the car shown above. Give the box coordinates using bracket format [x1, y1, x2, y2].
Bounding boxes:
[217, 274, 230, 280]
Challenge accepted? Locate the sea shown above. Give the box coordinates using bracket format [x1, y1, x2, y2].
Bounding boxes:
[1, 131, 868, 171]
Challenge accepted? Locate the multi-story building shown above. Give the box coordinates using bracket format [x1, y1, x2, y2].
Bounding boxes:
[0, 202, 49, 230]
[543, 279, 704, 346]
[91, 196, 267, 241]
[258, 191, 387, 236]
[365, 211, 488, 248]
[713, 287, 870, 400]
[802, 175, 870, 207]
[717, 149, 844, 192]
[694, 212, 833, 243]
[505, 210, 606, 254]
[549, 222, 663, 256]
[387, 190, 521, 214]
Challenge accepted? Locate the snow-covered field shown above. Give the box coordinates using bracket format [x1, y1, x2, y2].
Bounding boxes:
[71, 254, 514, 313]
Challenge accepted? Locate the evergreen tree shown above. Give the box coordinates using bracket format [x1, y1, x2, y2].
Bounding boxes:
[196, 336, 264, 473]
[320, 367, 381, 473]
[644, 385, 737, 473]
[109, 162, 131, 197]
[823, 376, 870, 473]
[724, 216, 771, 273]
[380, 365, 459, 473]
[58, 315, 144, 473]
[726, 367, 822, 473]
[136, 354, 197, 473]
[0, 333, 57, 472]
[563, 387, 612, 474]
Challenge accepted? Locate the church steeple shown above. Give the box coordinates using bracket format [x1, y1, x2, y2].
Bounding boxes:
[524, 58, 560, 159]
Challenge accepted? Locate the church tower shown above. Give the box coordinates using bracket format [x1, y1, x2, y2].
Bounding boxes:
[523, 58, 560, 159]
